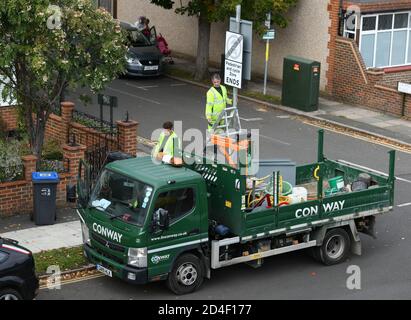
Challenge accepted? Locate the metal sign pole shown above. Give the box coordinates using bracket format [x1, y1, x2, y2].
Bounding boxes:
[232, 5, 241, 110]
[263, 12, 271, 95]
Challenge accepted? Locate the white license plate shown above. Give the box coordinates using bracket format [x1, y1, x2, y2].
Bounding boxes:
[144, 65, 159, 71]
[96, 264, 112, 277]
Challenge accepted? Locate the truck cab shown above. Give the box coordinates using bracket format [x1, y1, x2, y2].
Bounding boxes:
[77, 157, 209, 293]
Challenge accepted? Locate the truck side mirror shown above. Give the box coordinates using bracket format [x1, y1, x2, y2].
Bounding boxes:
[153, 208, 169, 230]
[78, 160, 91, 208]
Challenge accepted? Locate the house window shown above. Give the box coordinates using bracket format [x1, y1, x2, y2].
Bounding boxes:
[96, 0, 117, 18]
[359, 12, 411, 68]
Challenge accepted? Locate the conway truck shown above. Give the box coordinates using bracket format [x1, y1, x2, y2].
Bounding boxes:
[77, 130, 396, 294]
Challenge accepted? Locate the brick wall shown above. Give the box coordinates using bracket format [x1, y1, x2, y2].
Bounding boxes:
[0, 106, 18, 131]
[329, 37, 411, 118]
[0, 101, 139, 217]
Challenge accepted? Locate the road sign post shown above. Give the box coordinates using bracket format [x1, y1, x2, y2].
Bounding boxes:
[225, 5, 243, 110]
[263, 12, 275, 95]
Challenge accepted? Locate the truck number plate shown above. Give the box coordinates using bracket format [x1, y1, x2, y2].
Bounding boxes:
[144, 66, 159, 71]
[96, 264, 112, 277]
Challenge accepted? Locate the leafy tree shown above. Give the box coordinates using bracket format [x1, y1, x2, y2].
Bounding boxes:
[150, 0, 298, 80]
[0, 0, 128, 165]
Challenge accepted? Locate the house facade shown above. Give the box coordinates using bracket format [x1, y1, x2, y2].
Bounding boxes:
[99, 0, 411, 118]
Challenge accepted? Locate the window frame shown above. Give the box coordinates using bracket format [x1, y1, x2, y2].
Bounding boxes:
[153, 187, 197, 225]
[359, 11, 411, 68]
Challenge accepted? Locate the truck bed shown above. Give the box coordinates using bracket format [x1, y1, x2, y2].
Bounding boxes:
[188, 156, 394, 240]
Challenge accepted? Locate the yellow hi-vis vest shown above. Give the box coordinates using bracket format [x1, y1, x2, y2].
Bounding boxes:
[205, 85, 232, 129]
[154, 131, 181, 158]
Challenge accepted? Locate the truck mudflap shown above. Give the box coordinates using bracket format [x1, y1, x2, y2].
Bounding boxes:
[84, 245, 148, 285]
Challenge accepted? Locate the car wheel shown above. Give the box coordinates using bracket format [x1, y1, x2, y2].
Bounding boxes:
[0, 288, 23, 300]
[166, 253, 204, 295]
[316, 228, 351, 266]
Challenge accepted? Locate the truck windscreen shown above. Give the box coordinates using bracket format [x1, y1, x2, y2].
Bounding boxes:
[89, 169, 153, 226]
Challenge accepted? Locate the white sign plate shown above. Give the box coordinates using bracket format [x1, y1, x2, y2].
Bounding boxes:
[224, 60, 242, 89]
[398, 82, 411, 95]
[225, 31, 244, 64]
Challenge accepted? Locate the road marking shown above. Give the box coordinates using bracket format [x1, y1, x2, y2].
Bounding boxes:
[277, 115, 290, 119]
[337, 159, 411, 184]
[107, 87, 161, 105]
[397, 202, 411, 208]
[170, 83, 187, 87]
[259, 134, 291, 146]
[240, 117, 263, 122]
[39, 273, 104, 290]
[125, 82, 159, 91]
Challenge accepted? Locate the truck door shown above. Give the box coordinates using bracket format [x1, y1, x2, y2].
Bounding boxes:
[77, 159, 91, 208]
[147, 185, 203, 278]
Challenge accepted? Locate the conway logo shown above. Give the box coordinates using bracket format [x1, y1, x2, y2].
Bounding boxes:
[92, 223, 123, 243]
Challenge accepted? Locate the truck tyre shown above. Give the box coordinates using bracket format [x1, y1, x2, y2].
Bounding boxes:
[317, 228, 351, 266]
[0, 288, 23, 300]
[167, 253, 204, 295]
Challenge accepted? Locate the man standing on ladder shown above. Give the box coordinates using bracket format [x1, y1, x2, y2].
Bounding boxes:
[205, 73, 232, 132]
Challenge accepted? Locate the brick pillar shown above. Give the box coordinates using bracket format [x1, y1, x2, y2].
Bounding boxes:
[22, 155, 37, 181]
[61, 101, 75, 144]
[63, 143, 86, 179]
[116, 120, 138, 156]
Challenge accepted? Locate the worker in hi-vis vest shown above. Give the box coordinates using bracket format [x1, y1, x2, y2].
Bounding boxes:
[205, 73, 232, 131]
[153, 121, 182, 165]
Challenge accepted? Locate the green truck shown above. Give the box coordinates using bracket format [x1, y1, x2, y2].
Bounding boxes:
[77, 130, 396, 294]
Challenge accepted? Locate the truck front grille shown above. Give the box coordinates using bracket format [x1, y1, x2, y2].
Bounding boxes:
[91, 232, 126, 253]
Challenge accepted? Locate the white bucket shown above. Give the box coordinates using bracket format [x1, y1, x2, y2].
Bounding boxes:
[290, 187, 308, 204]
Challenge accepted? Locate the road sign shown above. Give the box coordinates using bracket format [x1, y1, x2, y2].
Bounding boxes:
[225, 31, 244, 64]
[263, 29, 276, 40]
[225, 60, 242, 89]
[229, 18, 253, 81]
[398, 82, 411, 95]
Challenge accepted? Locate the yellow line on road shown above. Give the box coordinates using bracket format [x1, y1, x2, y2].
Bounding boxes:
[39, 273, 105, 290]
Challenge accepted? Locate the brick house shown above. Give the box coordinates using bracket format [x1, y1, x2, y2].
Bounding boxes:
[328, 0, 411, 117]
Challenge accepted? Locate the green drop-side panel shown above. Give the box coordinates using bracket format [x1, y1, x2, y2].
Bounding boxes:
[282, 56, 321, 112]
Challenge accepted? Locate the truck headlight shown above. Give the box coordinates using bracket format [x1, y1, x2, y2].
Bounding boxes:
[128, 248, 147, 268]
[81, 221, 91, 246]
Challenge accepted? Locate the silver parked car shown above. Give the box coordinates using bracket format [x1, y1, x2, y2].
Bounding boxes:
[120, 21, 164, 77]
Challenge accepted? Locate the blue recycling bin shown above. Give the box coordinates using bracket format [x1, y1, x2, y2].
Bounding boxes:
[32, 172, 60, 225]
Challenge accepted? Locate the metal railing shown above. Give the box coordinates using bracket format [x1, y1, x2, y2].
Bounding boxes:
[73, 109, 117, 134]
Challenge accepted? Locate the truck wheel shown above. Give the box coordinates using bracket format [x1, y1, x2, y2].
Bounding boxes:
[166, 254, 204, 295]
[0, 288, 23, 300]
[317, 228, 351, 266]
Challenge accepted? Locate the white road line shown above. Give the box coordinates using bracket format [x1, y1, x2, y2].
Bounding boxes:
[170, 83, 187, 87]
[259, 134, 291, 146]
[125, 82, 159, 91]
[337, 159, 411, 184]
[240, 117, 263, 122]
[107, 87, 161, 105]
[397, 202, 411, 208]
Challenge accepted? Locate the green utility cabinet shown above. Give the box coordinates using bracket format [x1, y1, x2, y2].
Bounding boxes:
[282, 56, 321, 112]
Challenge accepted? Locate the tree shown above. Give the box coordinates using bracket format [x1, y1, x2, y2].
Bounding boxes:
[150, 0, 298, 80]
[0, 0, 128, 165]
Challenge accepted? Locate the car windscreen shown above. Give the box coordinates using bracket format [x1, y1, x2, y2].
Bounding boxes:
[89, 169, 153, 226]
[126, 30, 152, 47]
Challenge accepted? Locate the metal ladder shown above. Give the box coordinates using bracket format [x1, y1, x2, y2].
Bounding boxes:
[210, 106, 243, 137]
